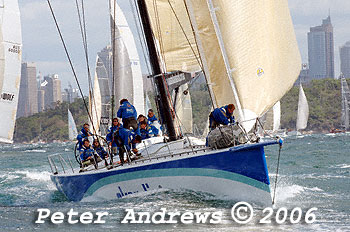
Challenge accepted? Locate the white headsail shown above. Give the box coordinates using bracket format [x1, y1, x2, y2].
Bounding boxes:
[89, 62, 102, 134]
[263, 101, 281, 132]
[68, 109, 78, 141]
[110, 0, 144, 115]
[341, 75, 350, 130]
[145, 0, 301, 131]
[0, 0, 22, 143]
[296, 84, 309, 131]
[273, 101, 281, 132]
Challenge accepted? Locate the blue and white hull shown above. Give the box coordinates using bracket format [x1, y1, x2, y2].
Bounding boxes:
[51, 140, 277, 206]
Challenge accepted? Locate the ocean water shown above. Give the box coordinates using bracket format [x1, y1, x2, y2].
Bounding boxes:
[0, 134, 349, 231]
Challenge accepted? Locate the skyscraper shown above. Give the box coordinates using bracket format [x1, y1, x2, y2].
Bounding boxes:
[307, 15, 335, 79]
[17, 62, 38, 117]
[340, 41, 350, 78]
[42, 74, 62, 109]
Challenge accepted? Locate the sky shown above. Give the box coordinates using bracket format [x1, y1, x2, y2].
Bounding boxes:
[18, 0, 350, 93]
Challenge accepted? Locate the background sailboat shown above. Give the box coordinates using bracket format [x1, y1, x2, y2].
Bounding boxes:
[0, 0, 22, 143]
[340, 75, 350, 131]
[68, 109, 78, 141]
[295, 84, 309, 135]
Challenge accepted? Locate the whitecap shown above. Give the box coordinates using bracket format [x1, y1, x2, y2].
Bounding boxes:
[14, 170, 51, 181]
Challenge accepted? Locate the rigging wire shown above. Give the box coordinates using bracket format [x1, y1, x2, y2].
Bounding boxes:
[182, 0, 216, 109]
[129, 0, 152, 75]
[46, 0, 96, 134]
[109, 0, 117, 121]
[74, 0, 99, 135]
[272, 140, 283, 205]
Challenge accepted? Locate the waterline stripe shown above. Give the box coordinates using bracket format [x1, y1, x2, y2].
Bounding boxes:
[84, 168, 270, 197]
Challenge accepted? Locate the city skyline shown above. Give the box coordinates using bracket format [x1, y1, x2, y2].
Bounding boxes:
[18, 0, 350, 93]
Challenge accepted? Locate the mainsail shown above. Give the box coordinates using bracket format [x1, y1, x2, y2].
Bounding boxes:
[145, 0, 301, 131]
[341, 76, 350, 130]
[0, 0, 22, 143]
[296, 84, 309, 131]
[68, 109, 78, 141]
[110, 0, 144, 115]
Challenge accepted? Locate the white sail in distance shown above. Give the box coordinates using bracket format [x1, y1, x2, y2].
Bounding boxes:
[68, 109, 78, 141]
[296, 84, 309, 131]
[110, 0, 144, 115]
[263, 101, 281, 132]
[341, 76, 350, 130]
[89, 65, 102, 134]
[273, 101, 281, 132]
[0, 0, 22, 143]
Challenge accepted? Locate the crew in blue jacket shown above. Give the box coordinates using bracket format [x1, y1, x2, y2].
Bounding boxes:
[117, 99, 138, 131]
[139, 121, 153, 140]
[113, 127, 142, 164]
[92, 139, 108, 160]
[147, 109, 158, 124]
[77, 123, 92, 151]
[147, 109, 161, 136]
[106, 118, 122, 157]
[80, 139, 95, 162]
[209, 104, 236, 130]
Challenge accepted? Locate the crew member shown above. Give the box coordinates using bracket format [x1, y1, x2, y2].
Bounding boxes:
[92, 139, 108, 160]
[209, 104, 235, 130]
[77, 123, 92, 151]
[113, 127, 142, 164]
[106, 118, 122, 158]
[80, 139, 95, 163]
[117, 99, 138, 131]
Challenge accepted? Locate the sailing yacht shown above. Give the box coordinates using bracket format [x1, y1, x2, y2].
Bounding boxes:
[48, 0, 301, 206]
[68, 109, 78, 141]
[287, 84, 309, 136]
[340, 74, 350, 131]
[0, 0, 22, 143]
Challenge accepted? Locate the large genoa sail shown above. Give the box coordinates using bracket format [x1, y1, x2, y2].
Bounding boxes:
[296, 84, 309, 131]
[68, 109, 78, 141]
[341, 75, 350, 130]
[0, 0, 22, 143]
[144, 0, 301, 131]
[110, 0, 144, 115]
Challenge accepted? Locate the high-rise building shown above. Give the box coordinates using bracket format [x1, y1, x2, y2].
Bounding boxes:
[17, 62, 38, 118]
[42, 74, 62, 109]
[63, 83, 80, 103]
[307, 15, 335, 79]
[340, 41, 350, 78]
